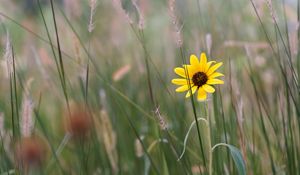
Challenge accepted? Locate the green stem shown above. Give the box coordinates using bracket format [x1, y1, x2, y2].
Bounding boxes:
[206, 103, 213, 175]
[211, 143, 230, 151]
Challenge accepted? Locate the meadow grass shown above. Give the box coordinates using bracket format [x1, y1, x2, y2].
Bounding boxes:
[0, 0, 300, 174]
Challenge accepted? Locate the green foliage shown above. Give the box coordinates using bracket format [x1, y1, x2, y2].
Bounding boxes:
[0, 0, 299, 174]
[213, 143, 246, 175]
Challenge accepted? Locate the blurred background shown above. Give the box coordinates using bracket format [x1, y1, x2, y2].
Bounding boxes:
[0, 0, 299, 174]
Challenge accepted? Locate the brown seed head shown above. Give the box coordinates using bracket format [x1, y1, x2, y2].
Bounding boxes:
[16, 137, 47, 168]
[66, 109, 92, 139]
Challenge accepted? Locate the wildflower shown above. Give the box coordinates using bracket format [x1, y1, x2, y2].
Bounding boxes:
[172, 52, 224, 101]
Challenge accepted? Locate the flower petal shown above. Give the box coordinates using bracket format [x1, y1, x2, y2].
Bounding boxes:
[199, 53, 207, 72]
[197, 87, 207, 101]
[183, 65, 196, 78]
[172, 78, 188, 85]
[202, 84, 215, 93]
[174, 67, 187, 78]
[208, 72, 224, 79]
[207, 62, 223, 76]
[190, 54, 199, 66]
[185, 86, 197, 98]
[175, 85, 190, 92]
[207, 79, 224, 84]
[204, 61, 216, 73]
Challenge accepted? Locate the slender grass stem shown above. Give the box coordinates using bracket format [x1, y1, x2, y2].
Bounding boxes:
[165, 132, 192, 175]
[0, 12, 75, 60]
[246, 61, 276, 175]
[11, 47, 19, 139]
[274, 25, 297, 173]
[9, 75, 15, 140]
[250, 0, 300, 117]
[218, 91, 232, 171]
[278, 92, 293, 174]
[112, 96, 161, 175]
[49, 0, 70, 114]
[206, 103, 213, 175]
[139, 29, 156, 107]
[34, 111, 67, 175]
[36, 0, 62, 80]
[298, 0, 300, 89]
[127, 23, 174, 99]
[285, 73, 296, 173]
[179, 47, 207, 173]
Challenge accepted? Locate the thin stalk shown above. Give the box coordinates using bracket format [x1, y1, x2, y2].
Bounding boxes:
[298, 0, 300, 89]
[285, 73, 296, 173]
[164, 131, 191, 175]
[274, 23, 297, 173]
[85, 62, 90, 106]
[218, 91, 231, 171]
[246, 62, 276, 175]
[139, 29, 156, 107]
[34, 110, 66, 175]
[279, 92, 293, 174]
[228, 58, 236, 174]
[180, 47, 207, 173]
[250, 0, 300, 123]
[85, 6, 95, 107]
[0, 12, 74, 60]
[36, 0, 62, 81]
[281, 0, 292, 58]
[112, 97, 161, 175]
[271, 1, 298, 88]
[297, 2, 300, 164]
[85, 32, 92, 107]
[297, 0, 300, 172]
[12, 47, 20, 139]
[49, 0, 65, 86]
[206, 103, 213, 175]
[9, 75, 15, 139]
[49, 0, 70, 114]
[9, 70, 18, 172]
[128, 24, 174, 98]
[251, 104, 256, 174]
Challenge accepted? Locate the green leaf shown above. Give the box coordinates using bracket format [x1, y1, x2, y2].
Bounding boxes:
[212, 143, 246, 175]
[227, 145, 246, 175]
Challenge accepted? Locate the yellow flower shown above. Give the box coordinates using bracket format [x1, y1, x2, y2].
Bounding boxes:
[172, 53, 224, 101]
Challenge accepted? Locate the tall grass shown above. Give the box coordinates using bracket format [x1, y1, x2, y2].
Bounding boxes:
[0, 0, 299, 174]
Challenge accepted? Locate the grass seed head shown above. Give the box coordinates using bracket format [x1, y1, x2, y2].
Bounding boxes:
[66, 107, 92, 140]
[16, 137, 48, 168]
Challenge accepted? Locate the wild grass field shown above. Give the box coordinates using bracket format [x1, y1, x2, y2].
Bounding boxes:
[0, 0, 299, 174]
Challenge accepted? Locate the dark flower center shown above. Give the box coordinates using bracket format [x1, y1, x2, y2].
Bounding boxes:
[192, 72, 208, 87]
